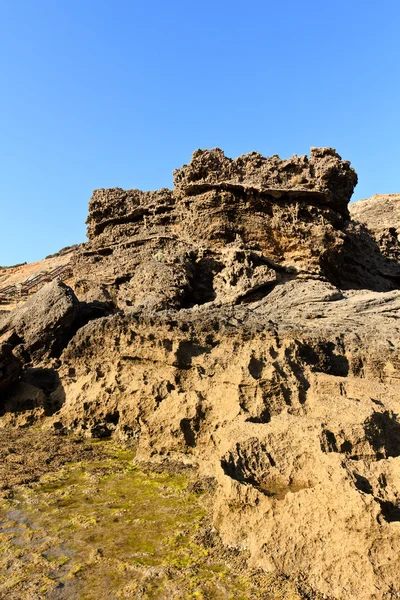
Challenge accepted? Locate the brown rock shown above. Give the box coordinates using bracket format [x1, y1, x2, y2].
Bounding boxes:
[50, 279, 400, 599]
[173, 147, 357, 217]
[0, 279, 79, 364]
[4, 149, 400, 600]
[350, 193, 400, 264]
[72, 147, 378, 311]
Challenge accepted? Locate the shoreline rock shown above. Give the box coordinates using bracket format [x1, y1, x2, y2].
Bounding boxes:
[1, 148, 400, 599]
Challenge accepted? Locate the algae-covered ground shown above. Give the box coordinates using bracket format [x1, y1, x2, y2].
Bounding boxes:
[0, 430, 305, 600]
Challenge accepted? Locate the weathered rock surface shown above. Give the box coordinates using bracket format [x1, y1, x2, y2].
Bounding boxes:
[49, 280, 400, 600]
[2, 148, 400, 599]
[173, 147, 357, 216]
[350, 193, 400, 263]
[0, 280, 79, 365]
[71, 148, 400, 312]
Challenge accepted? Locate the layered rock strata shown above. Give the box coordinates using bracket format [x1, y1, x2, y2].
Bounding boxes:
[1, 148, 400, 600]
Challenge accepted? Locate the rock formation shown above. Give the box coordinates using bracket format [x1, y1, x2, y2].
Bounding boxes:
[1, 147, 400, 600]
[350, 193, 400, 263]
[0, 280, 79, 364]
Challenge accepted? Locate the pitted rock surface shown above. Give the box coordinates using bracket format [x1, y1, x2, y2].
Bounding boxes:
[173, 147, 357, 216]
[2, 148, 400, 600]
[72, 147, 400, 312]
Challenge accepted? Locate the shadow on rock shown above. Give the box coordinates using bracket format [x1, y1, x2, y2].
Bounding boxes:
[323, 221, 400, 292]
[0, 368, 66, 426]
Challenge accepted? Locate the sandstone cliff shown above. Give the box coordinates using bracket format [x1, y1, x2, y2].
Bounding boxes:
[1, 148, 400, 600]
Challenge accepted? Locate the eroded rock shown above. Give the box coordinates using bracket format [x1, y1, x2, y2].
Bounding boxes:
[350, 193, 400, 264]
[173, 146, 357, 216]
[50, 286, 400, 599]
[0, 280, 79, 364]
[72, 147, 374, 310]
[2, 148, 400, 599]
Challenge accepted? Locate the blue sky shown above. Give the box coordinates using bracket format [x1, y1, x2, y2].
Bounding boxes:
[1, 0, 399, 265]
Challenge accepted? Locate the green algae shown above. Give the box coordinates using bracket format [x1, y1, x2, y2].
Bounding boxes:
[0, 441, 302, 600]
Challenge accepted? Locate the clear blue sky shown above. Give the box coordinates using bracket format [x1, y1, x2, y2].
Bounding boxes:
[1, 0, 399, 265]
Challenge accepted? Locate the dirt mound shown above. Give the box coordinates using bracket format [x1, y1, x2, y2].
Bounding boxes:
[2, 148, 400, 599]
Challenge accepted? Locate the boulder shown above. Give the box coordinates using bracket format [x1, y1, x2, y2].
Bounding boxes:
[0, 280, 79, 364]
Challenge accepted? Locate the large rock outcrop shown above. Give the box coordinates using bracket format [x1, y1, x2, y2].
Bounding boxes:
[50, 280, 400, 600]
[2, 148, 400, 599]
[71, 148, 400, 312]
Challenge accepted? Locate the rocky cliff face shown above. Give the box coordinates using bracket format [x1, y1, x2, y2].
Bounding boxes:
[2, 148, 400, 600]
